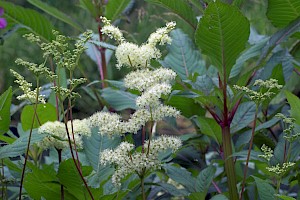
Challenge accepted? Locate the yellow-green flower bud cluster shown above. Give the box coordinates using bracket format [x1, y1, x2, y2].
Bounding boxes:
[258, 144, 273, 162]
[266, 162, 295, 176]
[276, 113, 300, 142]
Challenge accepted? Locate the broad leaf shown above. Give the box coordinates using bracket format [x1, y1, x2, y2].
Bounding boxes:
[194, 117, 222, 144]
[275, 195, 296, 200]
[101, 87, 137, 111]
[105, 0, 131, 22]
[57, 159, 93, 199]
[161, 29, 206, 79]
[231, 101, 256, 133]
[158, 182, 190, 196]
[146, 0, 197, 29]
[21, 103, 57, 131]
[253, 176, 276, 200]
[24, 164, 76, 200]
[83, 128, 120, 170]
[0, 87, 12, 134]
[195, 1, 250, 79]
[195, 166, 216, 193]
[27, 0, 83, 32]
[0, 1, 54, 42]
[257, 17, 300, 65]
[285, 90, 300, 125]
[0, 130, 45, 159]
[267, 0, 300, 27]
[210, 194, 229, 200]
[79, 0, 97, 18]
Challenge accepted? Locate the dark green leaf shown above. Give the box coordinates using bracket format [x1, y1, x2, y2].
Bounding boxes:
[253, 176, 276, 200]
[161, 29, 206, 79]
[101, 87, 137, 111]
[257, 17, 300, 66]
[0, 1, 54, 42]
[195, 166, 216, 193]
[27, 0, 83, 32]
[267, 0, 300, 27]
[158, 182, 190, 196]
[0, 87, 12, 134]
[105, 0, 131, 22]
[285, 90, 300, 125]
[231, 101, 256, 133]
[146, 0, 197, 29]
[195, 1, 250, 79]
[79, 0, 98, 18]
[210, 194, 229, 200]
[0, 130, 45, 159]
[21, 103, 57, 131]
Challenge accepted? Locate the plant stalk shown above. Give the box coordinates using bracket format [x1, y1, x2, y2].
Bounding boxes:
[57, 149, 64, 200]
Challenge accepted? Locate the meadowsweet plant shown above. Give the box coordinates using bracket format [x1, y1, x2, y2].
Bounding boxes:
[88, 17, 182, 199]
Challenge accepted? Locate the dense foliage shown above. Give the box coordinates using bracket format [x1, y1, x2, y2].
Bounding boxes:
[1, 0, 300, 200]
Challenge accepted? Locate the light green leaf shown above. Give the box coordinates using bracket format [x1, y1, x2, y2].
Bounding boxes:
[253, 176, 276, 200]
[285, 90, 300, 125]
[195, 166, 216, 193]
[275, 194, 296, 200]
[0, 1, 54, 42]
[161, 29, 206, 79]
[267, 0, 300, 27]
[101, 87, 137, 111]
[57, 159, 93, 199]
[27, 0, 83, 32]
[194, 117, 222, 144]
[0, 87, 12, 134]
[195, 1, 250, 79]
[0, 130, 45, 159]
[105, 0, 131, 22]
[189, 192, 206, 200]
[21, 103, 57, 131]
[146, 0, 197, 29]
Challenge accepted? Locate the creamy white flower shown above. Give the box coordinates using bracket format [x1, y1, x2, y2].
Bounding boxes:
[100, 135, 181, 187]
[89, 111, 122, 136]
[101, 24, 124, 43]
[67, 119, 91, 136]
[147, 21, 176, 46]
[136, 83, 172, 108]
[124, 68, 176, 92]
[151, 105, 181, 121]
[115, 42, 161, 69]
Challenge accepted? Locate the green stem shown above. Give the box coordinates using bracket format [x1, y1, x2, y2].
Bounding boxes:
[222, 125, 239, 200]
[240, 106, 259, 199]
[140, 175, 146, 200]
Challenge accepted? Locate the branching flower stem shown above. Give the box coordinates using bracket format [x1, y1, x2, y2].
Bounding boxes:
[240, 105, 259, 200]
[19, 78, 40, 200]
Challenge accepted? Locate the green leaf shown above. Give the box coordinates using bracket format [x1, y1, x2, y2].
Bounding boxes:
[27, 0, 83, 32]
[163, 163, 196, 193]
[0, 87, 12, 134]
[101, 87, 137, 111]
[267, 0, 300, 28]
[24, 164, 76, 200]
[285, 90, 300, 125]
[253, 176, 276, 200]
[105, 0, 131, 22]
[195, 1, 250, 79]
[146, 0, 197, 29]
[158, 182, 190, 196]
[79, 0, 97, 18]
[83, 128, 120, 171]
[195, 166, 216, 193]
[194, 117, 222, 144]
[275, 195, 296, 200]
[231, 101, 256, 133]
[210, 194, 229, 200]
[21, 103, 57, 131]
[0, 1, 54, 42]
[0, 130, 45, 159]
[161, 29, 206, 79]
[57, 159, 93, 199]
[257, 17, 300, 66]
[188, 192, 206, 200]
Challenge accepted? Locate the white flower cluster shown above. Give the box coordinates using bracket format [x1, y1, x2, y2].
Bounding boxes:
[266, 162, 295, 175]
[100, 135, 181, 187]
[100, 17, 176, 69]
[38, 119, 91, 150]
